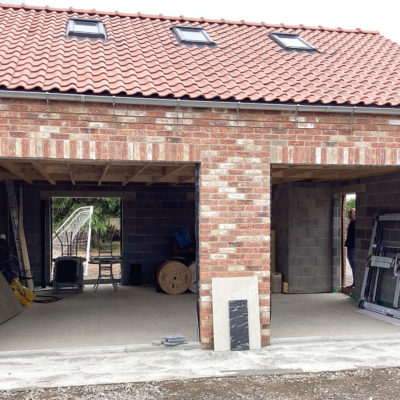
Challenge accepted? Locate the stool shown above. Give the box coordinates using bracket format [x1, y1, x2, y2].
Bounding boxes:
[92, 259, 118, 292]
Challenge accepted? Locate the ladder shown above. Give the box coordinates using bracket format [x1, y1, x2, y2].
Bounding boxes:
[359, 213, 400, 319]
[5, 180, 25, 281]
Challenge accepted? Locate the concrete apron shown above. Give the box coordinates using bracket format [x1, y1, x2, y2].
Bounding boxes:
[2, 333, 400, 390]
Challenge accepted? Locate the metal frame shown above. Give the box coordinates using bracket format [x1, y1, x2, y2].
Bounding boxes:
[66, 18, 107, 40]
[172, 25, 215, 46]
[359, 213, 400, 318]
[269, 32, 316, 51]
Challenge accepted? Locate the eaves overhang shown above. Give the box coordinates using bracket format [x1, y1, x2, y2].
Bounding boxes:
[1, 90, 400, 116]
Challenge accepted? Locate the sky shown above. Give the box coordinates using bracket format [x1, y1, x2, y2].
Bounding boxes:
[4, 0, 400, 44]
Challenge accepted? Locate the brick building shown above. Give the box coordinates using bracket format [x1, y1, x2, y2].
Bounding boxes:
[1, 4, 400, 349]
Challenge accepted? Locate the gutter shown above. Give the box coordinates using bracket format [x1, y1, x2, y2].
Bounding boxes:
[1, 90, 400, 116]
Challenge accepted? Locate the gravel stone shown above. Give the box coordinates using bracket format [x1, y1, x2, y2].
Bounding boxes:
[1, 367, 400, 400]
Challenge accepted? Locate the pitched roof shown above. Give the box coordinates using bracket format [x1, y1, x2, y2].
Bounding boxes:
[0, 3, 400, 106]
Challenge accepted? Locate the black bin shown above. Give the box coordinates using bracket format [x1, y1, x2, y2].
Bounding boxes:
[129, 263, 142, 286]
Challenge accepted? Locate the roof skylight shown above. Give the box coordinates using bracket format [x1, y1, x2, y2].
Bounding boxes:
[269, 32, 315, 51]
[66, 18, 107, 40]
[172, 26, 214, 46]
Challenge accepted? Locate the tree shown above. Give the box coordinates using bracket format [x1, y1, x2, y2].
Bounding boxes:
[346, 196, 356, 218]
[52, 197, 121, 237]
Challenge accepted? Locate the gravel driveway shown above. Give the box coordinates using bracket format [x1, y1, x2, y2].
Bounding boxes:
[1, 367, 399, 400]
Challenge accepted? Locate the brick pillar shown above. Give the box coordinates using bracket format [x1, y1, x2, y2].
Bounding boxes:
[198, 122, 271, 348]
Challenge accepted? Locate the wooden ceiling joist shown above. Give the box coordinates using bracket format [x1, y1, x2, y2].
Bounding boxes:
[98, 164, 110, 187]
[149, 164, 191, 185]
[67, 163, 76, 186]
[31, 161, 56, 185]
[0, 162, 32, 184]
[122, 164, 151, 186]
[178, 175, 196, 184]
[0, 158, 399, 186]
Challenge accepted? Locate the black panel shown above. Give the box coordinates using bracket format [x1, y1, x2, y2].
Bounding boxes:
[229, 299, 250, 351]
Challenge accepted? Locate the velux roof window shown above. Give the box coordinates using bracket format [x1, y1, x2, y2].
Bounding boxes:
[172, 26, 215, 46]
[67, 18, 107, 40]
[269, 32, 315, 51]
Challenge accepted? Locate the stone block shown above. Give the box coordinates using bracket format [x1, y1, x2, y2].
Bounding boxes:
[212, 276, 261, 351]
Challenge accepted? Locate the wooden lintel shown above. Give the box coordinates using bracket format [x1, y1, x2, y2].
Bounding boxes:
[98, 164, 110, 187]
[329, 183, 367, 195]
[67, 164, 76, 186]
[31, 161, 56, 185]
[0, 162, 32, 184]
[122, 164, 151, 186]
[272, 165, 400, 185]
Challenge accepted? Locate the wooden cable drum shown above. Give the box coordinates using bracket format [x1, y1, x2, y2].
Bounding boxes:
[187, 261, 197, 293]
[157, 260, 190, 295]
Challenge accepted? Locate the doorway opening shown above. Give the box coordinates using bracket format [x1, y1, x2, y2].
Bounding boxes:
[342, 193, 356, 289]
[51, 197, 121, 283]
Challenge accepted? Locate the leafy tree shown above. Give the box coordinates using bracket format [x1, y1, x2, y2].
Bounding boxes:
[52, 197, 120, 237]
[346, 196, 356, 218]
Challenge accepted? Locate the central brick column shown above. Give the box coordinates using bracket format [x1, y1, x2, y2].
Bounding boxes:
[197, 110, 271, 348]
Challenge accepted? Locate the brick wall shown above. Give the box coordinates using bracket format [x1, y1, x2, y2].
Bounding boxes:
[2, 98, 400, 347]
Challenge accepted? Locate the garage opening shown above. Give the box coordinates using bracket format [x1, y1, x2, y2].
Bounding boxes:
[270, 164, 400, 340]
[0, 161, 199, 352]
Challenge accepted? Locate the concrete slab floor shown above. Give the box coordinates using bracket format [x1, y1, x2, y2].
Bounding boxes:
[271, 292, 400, 338]
[0, 284, 198, 351]
[1, 288, 400, 353]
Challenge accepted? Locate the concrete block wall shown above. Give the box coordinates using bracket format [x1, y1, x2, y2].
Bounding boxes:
[0, 183, 7, 239]
[123, 185, 195, 284]
[3, 99, 400, 347]
[20, 185, 41, 284]
[272, 182, 333, 293]
[271, 185, 289, 283]
[332, 197, 342, 291]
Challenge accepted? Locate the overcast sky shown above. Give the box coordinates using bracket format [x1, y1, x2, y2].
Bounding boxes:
[5, 0, 400, 44]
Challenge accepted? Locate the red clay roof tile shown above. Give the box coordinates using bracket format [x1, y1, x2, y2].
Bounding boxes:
[0, 3, 399, 106]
